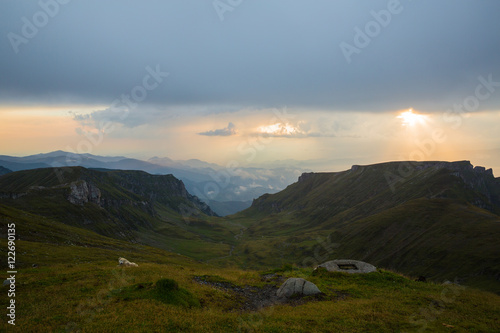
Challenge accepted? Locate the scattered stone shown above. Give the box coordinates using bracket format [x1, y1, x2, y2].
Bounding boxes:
[194, 275, 279, 310]
[32, 263, 39, 268]
[194, 275, 328, 311]
[261, 273, 284, 283]
[276, 278, 322, 298]
[3, 279, 13, 286]
[118, 257, 138, 267]
[316, 259, 376, 274]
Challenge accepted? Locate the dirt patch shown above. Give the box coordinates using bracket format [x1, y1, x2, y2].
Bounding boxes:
[193, 274, 336, 311]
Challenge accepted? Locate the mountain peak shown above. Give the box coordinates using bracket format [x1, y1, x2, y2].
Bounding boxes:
[258, 160, 500, 217]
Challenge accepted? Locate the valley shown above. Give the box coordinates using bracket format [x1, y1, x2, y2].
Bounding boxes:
[1, 159, 499, 331]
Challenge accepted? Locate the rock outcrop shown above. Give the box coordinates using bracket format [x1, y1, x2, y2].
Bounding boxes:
[316, 259, 377, 274]
[67, 180, 101, 205]
[298, 172, 314, 183]
[118, 257, 138, 267]
[276, 278, 321, 298]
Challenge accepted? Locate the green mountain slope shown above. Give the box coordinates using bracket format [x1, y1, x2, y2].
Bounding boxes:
[1, 161, 499, 331]
[0, 167, 240, 260]
[1, 161, 499, 294]
[1, 206, 499, 332]
[229, 161, 500, 293]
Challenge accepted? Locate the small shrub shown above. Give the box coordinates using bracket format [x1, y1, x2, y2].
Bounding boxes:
[112, 278, 200, 308]
[156, 278, 179, 292]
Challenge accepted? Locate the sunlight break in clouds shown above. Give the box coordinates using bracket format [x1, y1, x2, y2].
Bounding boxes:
[397, 109, 428, 127]
[258, 122, 303, 137]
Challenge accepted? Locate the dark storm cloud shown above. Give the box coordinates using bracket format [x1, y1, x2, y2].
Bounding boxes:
[1, 0, 499, 112]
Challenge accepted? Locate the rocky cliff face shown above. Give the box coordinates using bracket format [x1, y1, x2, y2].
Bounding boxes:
[67, 180, 101, 205]
[298, 172, 314, 183]
[422, 161, 499, 209]
[250, 161, 500, 215]
[80, 171, 217, 216]
[0, 166, 217, 218]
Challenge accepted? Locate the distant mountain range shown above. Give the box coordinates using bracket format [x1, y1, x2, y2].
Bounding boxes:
[0, 165, 11, 175]
[1, 159, 499, 293]
[0, 151, 305, 215]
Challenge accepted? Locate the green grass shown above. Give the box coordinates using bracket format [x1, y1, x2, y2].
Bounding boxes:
[1, 162, 500, 331]
[1, 240, 498, 332]
[0, 206, 499, 331]
[112, 278, 201, 308]
[225, 163, 500, 293]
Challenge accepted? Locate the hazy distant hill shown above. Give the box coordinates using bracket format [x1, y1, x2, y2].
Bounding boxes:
[230, 161, 500, 293]
[0, 165, 11, 175]
[0, 151, 305, 215]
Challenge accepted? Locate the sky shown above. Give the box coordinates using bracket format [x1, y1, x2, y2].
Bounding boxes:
[1, 0, 500, 174]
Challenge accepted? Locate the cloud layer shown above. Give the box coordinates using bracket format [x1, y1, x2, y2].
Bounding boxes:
[199, 122, 237, 136]
[1, 1, 499, 113]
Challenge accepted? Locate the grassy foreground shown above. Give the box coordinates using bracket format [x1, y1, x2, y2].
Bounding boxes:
[1, 201, 499, 332]
[1, 237, 499, 332]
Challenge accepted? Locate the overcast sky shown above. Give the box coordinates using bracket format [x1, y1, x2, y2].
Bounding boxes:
[1, 0, 499, 173]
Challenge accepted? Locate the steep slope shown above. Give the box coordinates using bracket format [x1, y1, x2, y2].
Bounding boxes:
[0, 151, 304, 215]
[1, 204, 499, 332]
[0, 167, 240, 260]
[231, 161, 500, 292]
[0, 165, 11, 175]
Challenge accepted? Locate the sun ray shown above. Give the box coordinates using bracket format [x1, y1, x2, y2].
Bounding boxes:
[258, 122, 300, 136]
[397, 109, 427, 127]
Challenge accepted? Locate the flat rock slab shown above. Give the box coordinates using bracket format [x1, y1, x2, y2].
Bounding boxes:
[277, 278, 322, 298]
[317, 259, 376, 274]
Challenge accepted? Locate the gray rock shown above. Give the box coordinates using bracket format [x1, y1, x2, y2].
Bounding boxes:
[3, 279, 14, 286]
[67, 180, 101, 205]
[276, 278, 321, 298]
[316, 259, 376, 274]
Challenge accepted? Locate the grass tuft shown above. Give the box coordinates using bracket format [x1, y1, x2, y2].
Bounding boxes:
[112, 278, 201, 309]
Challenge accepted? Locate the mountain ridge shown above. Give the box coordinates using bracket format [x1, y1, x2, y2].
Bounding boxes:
[0, 150, 305, 215]
[1, 160, 499, 293]
[230, 160, 500, 293]
[0, 167, 239, 259]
